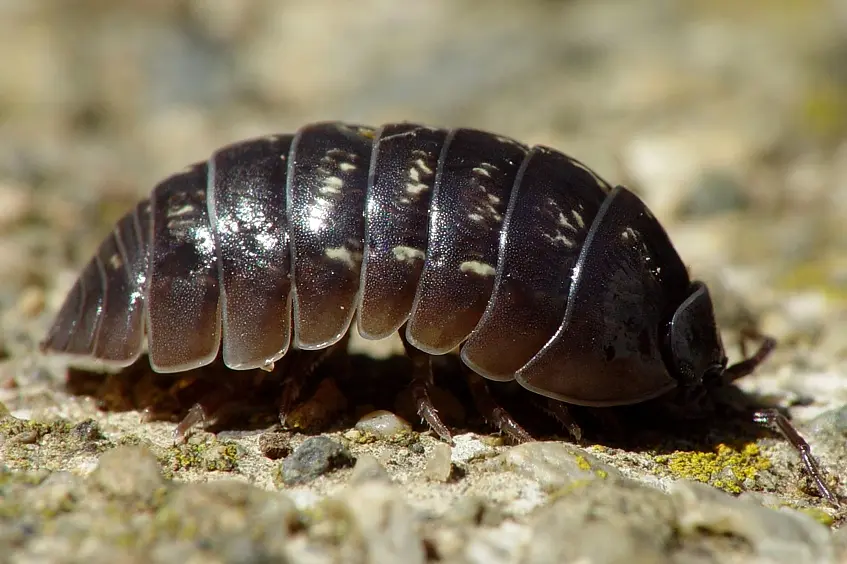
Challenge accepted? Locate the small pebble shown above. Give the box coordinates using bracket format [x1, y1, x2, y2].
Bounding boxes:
[258, 431, 291, 460]
[408, 442, 425, 455]
[425, 442, 454, 482]
[91, 445, 164, 502]
[70, 419, 104, 442]
[343, 429, 363, 442]
[349, 453, 391, 485]
[12, 429, 39, 445]
[280, 436, 355, 486]
[355, 409, 412, 439]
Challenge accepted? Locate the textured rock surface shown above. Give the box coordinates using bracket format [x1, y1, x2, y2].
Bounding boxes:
[2, 1, 847, 562]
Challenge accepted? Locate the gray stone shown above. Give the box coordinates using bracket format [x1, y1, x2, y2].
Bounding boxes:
[521, 480, 676, 564]
[69, 419, 103, 442]
[349, 453, 392, 485]
[337, 482, 426, 564]
[495, 442, 622, 492]
[670, 480, 835, 564]
[161, 480, 299, 554]
[90, 445, 164, 502]
[281, 436, 355, 486]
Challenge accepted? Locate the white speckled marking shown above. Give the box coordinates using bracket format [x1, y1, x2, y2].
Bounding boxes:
[109, 253, 123, 270]
[405, 182, 429, 197]
[572, 209, 585, 228]
[543, 233, 576, 248]
[392, 246, 426, 263]
[325, 246, 361, 269]
[167, 204, 197, 218]
[404, 156, 434, 198]
[320, 176, 344, 195]
[460, 260, 496, 276]
[473, 166, 492, 178]
[414, 157, 433, 175]
[557, 212, 575, 231]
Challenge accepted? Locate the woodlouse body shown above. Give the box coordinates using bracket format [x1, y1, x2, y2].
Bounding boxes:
[43, 121, 723, 405]
[41, 121, 837, 503]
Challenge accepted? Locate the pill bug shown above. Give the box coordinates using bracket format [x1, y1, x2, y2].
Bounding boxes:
[41, 121, 837, 504]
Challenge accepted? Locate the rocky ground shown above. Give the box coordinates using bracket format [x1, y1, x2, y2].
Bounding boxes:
[2, 1, 847, 562]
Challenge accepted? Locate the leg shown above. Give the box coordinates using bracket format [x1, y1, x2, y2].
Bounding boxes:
[462, 366, 533, 444]
[172, 403, 208, 442]
[169, 368, 273, 442]
[540, 397, 583, 442]
[724, 330, 777, 383]
[400, 330, 454, 443]
[753, 408, 838, 506]
[170, 379, 245, 442]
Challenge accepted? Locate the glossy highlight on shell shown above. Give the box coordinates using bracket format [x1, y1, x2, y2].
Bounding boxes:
[40, 120, 839, 505]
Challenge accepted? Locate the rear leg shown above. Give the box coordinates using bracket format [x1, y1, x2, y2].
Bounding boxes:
[533, 396, 583, 442]
[462, 366, 533, 443]
[400, 329, 454, 444]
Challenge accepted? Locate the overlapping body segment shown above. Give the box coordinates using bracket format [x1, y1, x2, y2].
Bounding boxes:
[358, 123, 448, 340]
[516, 185, 691, 405]
[91, 205, 149, 363]
[42, 200, 151, 367]
[286, 122, 375, 350]
[406, 128, 527, 354]
[208, 135, 295, 370]
[147, 163, 222, 373]
[461, 147, 612, 380]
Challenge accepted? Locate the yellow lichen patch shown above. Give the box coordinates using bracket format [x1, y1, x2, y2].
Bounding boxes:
[574, 454, 592, 472]
[653, 443, 772, 495]
[572, 453, 608, 480]
[797, 506, 836, 527]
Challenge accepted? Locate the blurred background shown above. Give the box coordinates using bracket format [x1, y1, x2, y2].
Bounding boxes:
[1, 0, 846, 380]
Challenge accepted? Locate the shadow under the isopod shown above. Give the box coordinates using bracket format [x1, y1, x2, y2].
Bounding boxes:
[62, 348, 788, 459]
